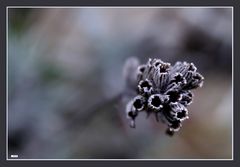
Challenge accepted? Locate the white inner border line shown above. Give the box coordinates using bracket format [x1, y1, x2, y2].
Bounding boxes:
[6, 6, 234, 161]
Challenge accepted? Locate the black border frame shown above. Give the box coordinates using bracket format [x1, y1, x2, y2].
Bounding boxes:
[1, 0, 240, 166]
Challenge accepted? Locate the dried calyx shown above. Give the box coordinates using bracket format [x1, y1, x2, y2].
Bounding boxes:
[125, 58, 204, 135]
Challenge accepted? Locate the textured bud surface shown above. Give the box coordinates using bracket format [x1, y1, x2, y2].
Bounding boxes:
[125, 58, 204, 135]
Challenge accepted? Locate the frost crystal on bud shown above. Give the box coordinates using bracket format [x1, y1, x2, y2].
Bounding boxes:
[125, 58, 204, 135]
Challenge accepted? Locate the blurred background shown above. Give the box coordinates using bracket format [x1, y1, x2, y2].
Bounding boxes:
[7, 7, 232, 159]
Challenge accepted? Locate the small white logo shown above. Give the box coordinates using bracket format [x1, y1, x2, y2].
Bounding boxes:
[10, 155, 18, 158]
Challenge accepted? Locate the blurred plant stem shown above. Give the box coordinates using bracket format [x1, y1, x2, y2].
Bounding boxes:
[65, 93, 123, 132]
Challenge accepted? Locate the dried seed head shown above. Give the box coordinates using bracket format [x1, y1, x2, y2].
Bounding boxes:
[169, 120, 182, 132]
[132, 95, 145, 111]
[189, 63, 197, 72]
[169, 102, 189, 121]
[148, 94, 164, 111]
[167, 90, 182, 102]
[153, 59, 164, 68]
[138, 79, 153, 95]
[172, 73, 187, 85]
[124, 58, 204, 135]
[159, 63, 171, 73]
[176, 109, 188, 121]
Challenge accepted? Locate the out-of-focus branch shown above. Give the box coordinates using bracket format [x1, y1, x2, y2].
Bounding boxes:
[64, 93, 123, 132]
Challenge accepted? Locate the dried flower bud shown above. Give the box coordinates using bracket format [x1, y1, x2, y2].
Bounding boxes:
[124, 58, 204, 135]
[169, 102, 189, 121]
[166, 90, 182, 102]
[138, 79, 153, 95]
[148, 94, 164, 111]
[132, 95, 146, 111]
[180, 90, 193, 106]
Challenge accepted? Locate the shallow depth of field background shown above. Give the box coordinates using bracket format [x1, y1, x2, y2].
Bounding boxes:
[8, 8, 232, 159]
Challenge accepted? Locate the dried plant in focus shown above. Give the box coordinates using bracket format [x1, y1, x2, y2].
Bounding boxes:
[124, 58, 204, 136]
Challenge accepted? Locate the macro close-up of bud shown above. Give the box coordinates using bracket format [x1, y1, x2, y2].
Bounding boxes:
[125, 58, 204, 135]
[8, 7, 232, 159]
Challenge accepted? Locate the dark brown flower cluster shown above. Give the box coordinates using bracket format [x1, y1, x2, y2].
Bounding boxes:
[125, 58, 204, 135]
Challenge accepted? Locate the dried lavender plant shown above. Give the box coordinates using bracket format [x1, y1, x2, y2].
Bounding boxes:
[124, 58, 204, 136]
